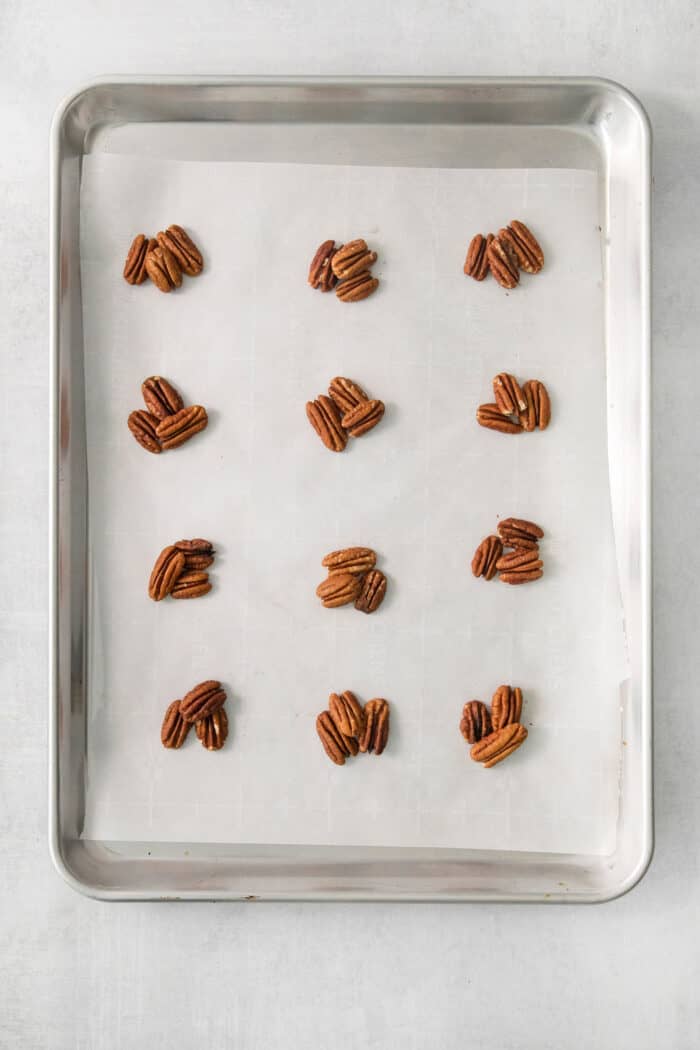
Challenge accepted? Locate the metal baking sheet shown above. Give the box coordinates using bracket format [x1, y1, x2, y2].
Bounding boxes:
[49, 77, 651, 901]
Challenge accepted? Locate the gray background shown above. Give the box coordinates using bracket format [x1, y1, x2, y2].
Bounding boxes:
[1, 2, 694, 1047]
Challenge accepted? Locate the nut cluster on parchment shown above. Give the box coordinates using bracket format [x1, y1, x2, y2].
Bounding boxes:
[123, 225, 204, 293]
[160, 680, 230, 752]
[477, 372, 550, 435]
[148, 538, 216, 601]
[306, 376, 385, 453]
[460, 685, 528, 768]
[316, 692, 390, 765]
[316, 547, 387, 615]
[472, 517, 545, 586]
[464, 220, 544, 289]
[128, 376, 208, 454]
[308, 238, 380, 302]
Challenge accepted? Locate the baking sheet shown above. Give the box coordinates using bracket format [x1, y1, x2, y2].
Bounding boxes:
[79, 153, 627, 854]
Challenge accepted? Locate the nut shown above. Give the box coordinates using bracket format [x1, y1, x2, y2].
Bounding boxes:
[497, 518, 544, 548]
[358, 698, 390, 755]
[160, 700, 191, 749]
[486, 236, 519, 289]
[490, 685, 523, 731]
[308, 239, 339, 291]
[460, 700, 492, 744]
[316, 710, 352, 765]
[495, 548, 541, 571]
[196, 708, 229, 751]
[335, 271, 379, 303]
[141, 376, 184, 420]
[316, 573, 362, 608]
[175, 538, 215, 571]
[123, 234, 151, 285]
[498, 221, 544, 274]
[156, 225, 204, 277]
[145, 243, 183, 292]
[520, 380, 551, 432]
[354, 569, 387, 614]
[322, 547, 376, 575]
[470, 723, 528, 768]
[306, 395, 348, 452]
[476, 404, 523, 435]
[128, 409, 162, 454]
[328, 690, 365, 739]
[331, 239, 378, 280]
[341, 398, 385, 437]
[463, 233, 494, 281]
[328, 376, 369, 415]
[180, 680, 227, 723]
[499, 567, 544, 585]
[493, 373, 526, 415]
[471, 535, 503, 580]
[148, 545, 186, 601]
[156, 405, 208, 450]
[171, 570, 212, 599]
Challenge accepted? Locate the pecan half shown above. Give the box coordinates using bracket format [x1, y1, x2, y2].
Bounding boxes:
[308, 239, 339, 291]
[328, 690, 365, 739]
[460, 700, 492, 744]
[145, 244, 183, 292]
[499, 567, 544, 585]
[175, 538, 215, 571]
[497, 518, 544, 546]
[322, 547, 376, 575]
[499, 221, 544, 274]
[342, 398, 385, 437]
[520, 380, 551, 432]
[171, 570, 212, 599]
[316, 573, 362, 608]
[470, 723, 528, 768]
[161, 700, 191, 749]
[358, 698, 390, 755]
[495, 548, 541, 571]
[471, 535, 503, 580]
[123, 233, 151, 285]
[148, 545, 186, 601]
[463, 233, 494, 281]
[335, 271, 379, 303]
[331, 239, 377, 280]
[355, 569, 387, 614]
[157, 225, 204, 277]
[141, 376, 184, 420]
[306, 395, 348, 452]
[493, 373, 526, 415]
[128, 409, 162, 454]
[196, 707, 229, 751]
[156, 405, 208, 450]
[486, 236, 519, 289]
[316, 710, 352, 765]
[180, 680, 227, 723]
[491, 685, 523, 731]
[328, 376, 368, 415]
[476, 404, 523, 435]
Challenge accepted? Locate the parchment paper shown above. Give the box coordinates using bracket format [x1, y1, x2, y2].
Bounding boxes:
[80, 154, 627, 854]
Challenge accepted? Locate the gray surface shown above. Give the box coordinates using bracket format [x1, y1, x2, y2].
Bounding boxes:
[0, 0, 694, 1045]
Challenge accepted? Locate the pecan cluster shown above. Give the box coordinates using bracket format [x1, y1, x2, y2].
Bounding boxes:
[460, 685, 528, 768]
[123, 225, 204, 293]
[128, 376, 208, 454]
[306, 375, 385, 453]
[316, 546, 387, 615]
[160, 679, 230, 752]
[316, 692, 390, 765]
[463, 220, 544, 289]
[471, 517, 544, 586]
[148, 538, 216, 601]
[308, 238, 379, 302]
[476, 372, 550, 435]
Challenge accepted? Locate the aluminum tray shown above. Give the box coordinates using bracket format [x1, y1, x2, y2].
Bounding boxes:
[49, 76, 651, 901]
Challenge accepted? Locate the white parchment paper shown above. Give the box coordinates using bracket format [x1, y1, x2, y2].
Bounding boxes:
[80, 154, 627, 854]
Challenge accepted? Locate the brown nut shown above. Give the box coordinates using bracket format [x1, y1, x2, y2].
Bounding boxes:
[316, 710, 352, 765]
[148, 545, 186, 601]
[179, 680, 227, 723]
[490, 685, 523, 731]
[463, 233, 494, 281]
[174, 538, 215, 571]
[486, 236, 520, 289]
[128, 409, 162, 454]
[460, 700, 492, 744]
[141, 376, 184, 420]
[471, 535, 503, 580]
[470, 723, 528, 768]
[358, 698, 390, 755]
[499, 567, 544, 585]
[308, 239, 339, 292]
[331, 239, 378, 280]
[497, 518, 544, 546]
[328, 691, 365, 739]
[493, 373, 526, 415]
[341, 398, 385, 437]
[145, 244, 182, 292]
[520, 380, 551, 432]
[123, 234, 151, 285]
[306, 395, 348, 452]
[196, 708, 229, 751]
[335, 271, 379, 303]
[354, 569, 387, 614]
[498, 221, 544, 274]
[160, 700, 191, 749]
[156, 405, 208, 450]
[156, 225, 204, 277]
[495, 548, 541, 571]
[476, 404, 523, 435]
[170, 571, 212, 599]
[328, 376, 369, 415]
[322, 547, 376, 576]
[316, 573, 362, 608]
